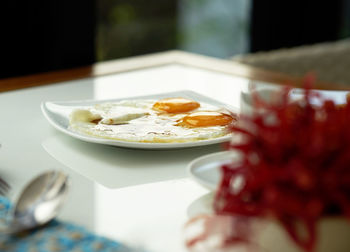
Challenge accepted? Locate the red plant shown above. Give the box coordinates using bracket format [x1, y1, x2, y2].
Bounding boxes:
[214, 76, 350, 252]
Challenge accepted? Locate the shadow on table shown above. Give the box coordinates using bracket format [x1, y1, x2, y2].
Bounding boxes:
[42, 132, 224, 189]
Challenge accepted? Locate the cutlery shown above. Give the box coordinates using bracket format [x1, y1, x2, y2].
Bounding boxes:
[0, 177, 10, 197]
[0, 170, 69, 235]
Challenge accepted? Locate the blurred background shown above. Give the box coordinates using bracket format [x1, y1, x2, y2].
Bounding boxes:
[2, 0, 350, 80]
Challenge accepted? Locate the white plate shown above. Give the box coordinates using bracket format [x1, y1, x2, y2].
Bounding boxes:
[41, 90, 237, 150]
[187, 151, 240, 190]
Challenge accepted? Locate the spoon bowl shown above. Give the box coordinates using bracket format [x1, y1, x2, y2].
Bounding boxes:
[2, 170, 69, 234]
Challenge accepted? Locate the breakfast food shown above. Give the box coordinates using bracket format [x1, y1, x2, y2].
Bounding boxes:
[152, 97, 200, 113]
[69, 97, 236, 143]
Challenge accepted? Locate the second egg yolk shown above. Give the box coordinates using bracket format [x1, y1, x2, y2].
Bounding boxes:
[152, 98, 200, 113]
[177, 111, 235, 127]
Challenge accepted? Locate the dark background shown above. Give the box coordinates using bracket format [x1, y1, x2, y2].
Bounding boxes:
[250, 1, 347, 52]
[1, 0, 349, 79]
[1, 0, 95, 78]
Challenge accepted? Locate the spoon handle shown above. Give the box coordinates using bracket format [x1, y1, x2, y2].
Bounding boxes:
[0, 226, 18, 235]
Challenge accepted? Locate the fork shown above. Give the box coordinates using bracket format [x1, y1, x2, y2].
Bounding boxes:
[0, 177, 10, 197]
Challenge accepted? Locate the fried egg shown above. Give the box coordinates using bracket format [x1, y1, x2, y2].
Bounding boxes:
[152, 97, 200, 113]
[69, 97, 236, 143]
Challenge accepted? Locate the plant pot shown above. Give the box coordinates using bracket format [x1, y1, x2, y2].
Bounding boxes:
[250, 216, 350, 252]
[185, 214, 350, 252]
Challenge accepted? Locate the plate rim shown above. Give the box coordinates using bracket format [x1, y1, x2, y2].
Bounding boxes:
[41, 90, 238, 150]
[187, 150, 239, 190]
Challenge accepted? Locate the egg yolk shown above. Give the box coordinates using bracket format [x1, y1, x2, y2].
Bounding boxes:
[152, 97, 200, 113]
[177, 111, 235, 127]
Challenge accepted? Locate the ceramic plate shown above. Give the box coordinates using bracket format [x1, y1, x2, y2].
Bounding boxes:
[187, 151, 240, 190]
[41, 90, 237, 150]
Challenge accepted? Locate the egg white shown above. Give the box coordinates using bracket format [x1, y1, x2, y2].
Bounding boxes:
[69, 99, 232, 143]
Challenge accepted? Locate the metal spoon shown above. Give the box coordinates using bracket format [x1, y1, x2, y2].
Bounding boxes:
[0, 170, 69, 234]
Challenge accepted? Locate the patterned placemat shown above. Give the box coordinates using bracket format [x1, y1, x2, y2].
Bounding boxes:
[0, 197, 142, 252]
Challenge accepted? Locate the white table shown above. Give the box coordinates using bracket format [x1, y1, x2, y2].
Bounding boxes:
[0, 62, 273, 252]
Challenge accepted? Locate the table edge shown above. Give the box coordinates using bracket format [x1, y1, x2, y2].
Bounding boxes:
[0, 50, 347, 92]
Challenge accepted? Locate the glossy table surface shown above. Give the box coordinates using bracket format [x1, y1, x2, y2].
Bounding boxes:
[0, 52, 316, 252]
